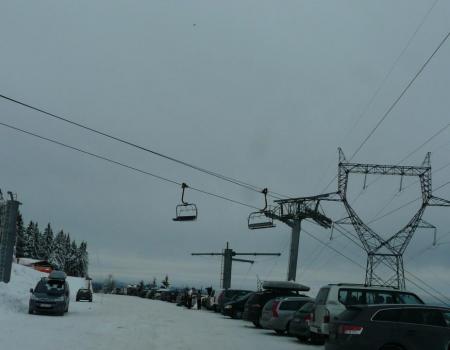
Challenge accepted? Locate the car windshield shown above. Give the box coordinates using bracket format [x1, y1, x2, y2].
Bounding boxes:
[35, 280, 65, 295]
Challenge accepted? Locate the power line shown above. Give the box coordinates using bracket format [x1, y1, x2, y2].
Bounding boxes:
[368, 180, 450, 224]
[350, 29, 450, 160]
[330, 223, 450, 305]
[350, 122, 450, 206]
[0, 94, 288, 200]
[320, 28, 450, 193]
[0, 121, 259, 210]
[315, 0, 440, 194]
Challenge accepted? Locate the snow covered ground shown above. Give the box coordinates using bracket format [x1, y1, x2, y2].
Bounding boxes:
[0, 264, 320, 350]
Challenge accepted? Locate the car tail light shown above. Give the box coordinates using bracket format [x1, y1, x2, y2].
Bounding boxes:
[323, 309, 330, 324]
[304, 313, 311, 325]
[338, 325, 364, 335]
[272, 301, 280, 318]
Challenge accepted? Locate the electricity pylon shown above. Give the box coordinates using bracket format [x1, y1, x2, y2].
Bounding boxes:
[337, 148, 450, 289]
[191, 242, 280, 289]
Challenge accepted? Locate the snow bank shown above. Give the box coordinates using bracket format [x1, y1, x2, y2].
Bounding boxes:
[0, 263, 88, 314]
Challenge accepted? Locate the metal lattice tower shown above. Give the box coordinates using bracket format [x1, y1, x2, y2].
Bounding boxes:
[191, 242, 280, 289]
[263, 194, 336, 281]
[337, 148, 450, 289]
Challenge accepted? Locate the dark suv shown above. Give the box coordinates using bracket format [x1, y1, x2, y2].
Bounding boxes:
[29, 274, 70, 316]
[326, 304, 450, 350]
[76, 288, 93, 302]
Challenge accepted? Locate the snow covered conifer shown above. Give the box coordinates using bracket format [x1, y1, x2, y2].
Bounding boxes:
[42, 223, 54, 261]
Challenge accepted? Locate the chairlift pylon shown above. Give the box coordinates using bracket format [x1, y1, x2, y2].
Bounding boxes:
[248, 188, 275, 230]
[173, 183, 198, 222]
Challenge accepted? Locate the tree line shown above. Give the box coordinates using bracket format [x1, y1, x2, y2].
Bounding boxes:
[15, 213, 88, 277]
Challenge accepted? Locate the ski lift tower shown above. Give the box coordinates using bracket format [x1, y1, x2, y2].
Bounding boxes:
[258, 193, 337, 282]
[191, 242, 281, 290]
[337, 148, 450, 289]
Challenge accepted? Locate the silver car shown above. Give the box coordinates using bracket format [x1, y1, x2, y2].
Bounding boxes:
[260, 296, 313, 334]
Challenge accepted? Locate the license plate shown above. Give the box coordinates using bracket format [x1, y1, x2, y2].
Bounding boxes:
[39, 303, 52, 308]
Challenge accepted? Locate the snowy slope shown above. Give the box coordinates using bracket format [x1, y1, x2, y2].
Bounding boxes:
[0, 264, 318, 350]
[0, 263, 88, 314]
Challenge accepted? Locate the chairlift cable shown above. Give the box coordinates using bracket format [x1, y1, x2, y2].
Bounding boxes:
[0, 94, 287, 200]
[0, 121, 260, 210]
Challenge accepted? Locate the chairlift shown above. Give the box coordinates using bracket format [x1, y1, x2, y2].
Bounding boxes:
[173, 183, 198, 222]
[248, 188, 275, 230]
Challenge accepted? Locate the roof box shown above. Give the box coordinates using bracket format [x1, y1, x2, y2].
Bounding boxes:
[48, 270, 67, 280]
[262, 280, 310, 292]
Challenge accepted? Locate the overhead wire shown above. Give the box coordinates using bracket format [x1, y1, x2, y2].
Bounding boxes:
[315, 0, 440, 193]
[0, 94, 288, 200]
[0, 121, 260, 210]
[330, 223, 450, 305]
[349, 29, 450, 160]
[320, 25, 450, 194]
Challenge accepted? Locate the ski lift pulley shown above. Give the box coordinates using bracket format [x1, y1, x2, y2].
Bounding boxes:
[248, 188, 275, 230]
[173, 183, 198, 222]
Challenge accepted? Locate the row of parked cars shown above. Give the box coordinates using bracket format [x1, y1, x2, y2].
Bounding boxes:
[202, 281, 450, 350]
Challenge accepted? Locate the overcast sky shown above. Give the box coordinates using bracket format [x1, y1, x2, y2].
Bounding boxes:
[1, 0, 449, 300]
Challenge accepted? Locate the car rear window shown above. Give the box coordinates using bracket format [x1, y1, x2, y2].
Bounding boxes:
[280, 300, 308, 311]
[298, 302, 315, 313]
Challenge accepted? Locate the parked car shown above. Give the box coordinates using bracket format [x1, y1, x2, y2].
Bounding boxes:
[216, 289, 253, 313]
[243, 281, 310, 327]
[310, 283, 424, 344]
[260, 296, 313, 334]
[28, 272, 70, 316]
[326, 304, 450, 350]
[288, 301, 316, 341]
[222, 292, 254, 319]
[76, 288, 93, 302]
[160, 288, 180, 302]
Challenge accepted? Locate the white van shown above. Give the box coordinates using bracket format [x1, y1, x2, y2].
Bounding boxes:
[309, 283, 424, 344]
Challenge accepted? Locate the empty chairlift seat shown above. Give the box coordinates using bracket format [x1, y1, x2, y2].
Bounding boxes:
[173, 183, 198, 222]
[248, 211, 275, 229]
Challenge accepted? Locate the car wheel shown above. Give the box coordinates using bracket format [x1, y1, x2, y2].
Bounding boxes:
[28, 307, 33, 315]
[252, 320, 261, 328]
[275, 330, 285, 335]
[311, 333, 325, 345]
[76, 298, 79, 302]
[297, 335, 308, 342]
[89, 299, 92, 302]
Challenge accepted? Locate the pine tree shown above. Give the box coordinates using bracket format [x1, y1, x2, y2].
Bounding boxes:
[162, 275, 170, 288]
[42, 223, 54, 261]
[65, 240, 78, 276]
[50, 230, 67, 270]
[15, 213, 26, 258]
[23, 221, 35, 258]
[33, 222, 46, 260]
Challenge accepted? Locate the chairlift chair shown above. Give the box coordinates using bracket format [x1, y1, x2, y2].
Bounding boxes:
[173, 183, 198, 222]
[247, 188, 275, 230]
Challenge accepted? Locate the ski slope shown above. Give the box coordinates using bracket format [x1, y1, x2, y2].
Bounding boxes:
[0, 264, 318, 350]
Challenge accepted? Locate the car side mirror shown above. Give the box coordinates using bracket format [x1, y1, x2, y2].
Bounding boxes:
[30, 288, 33, 293]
